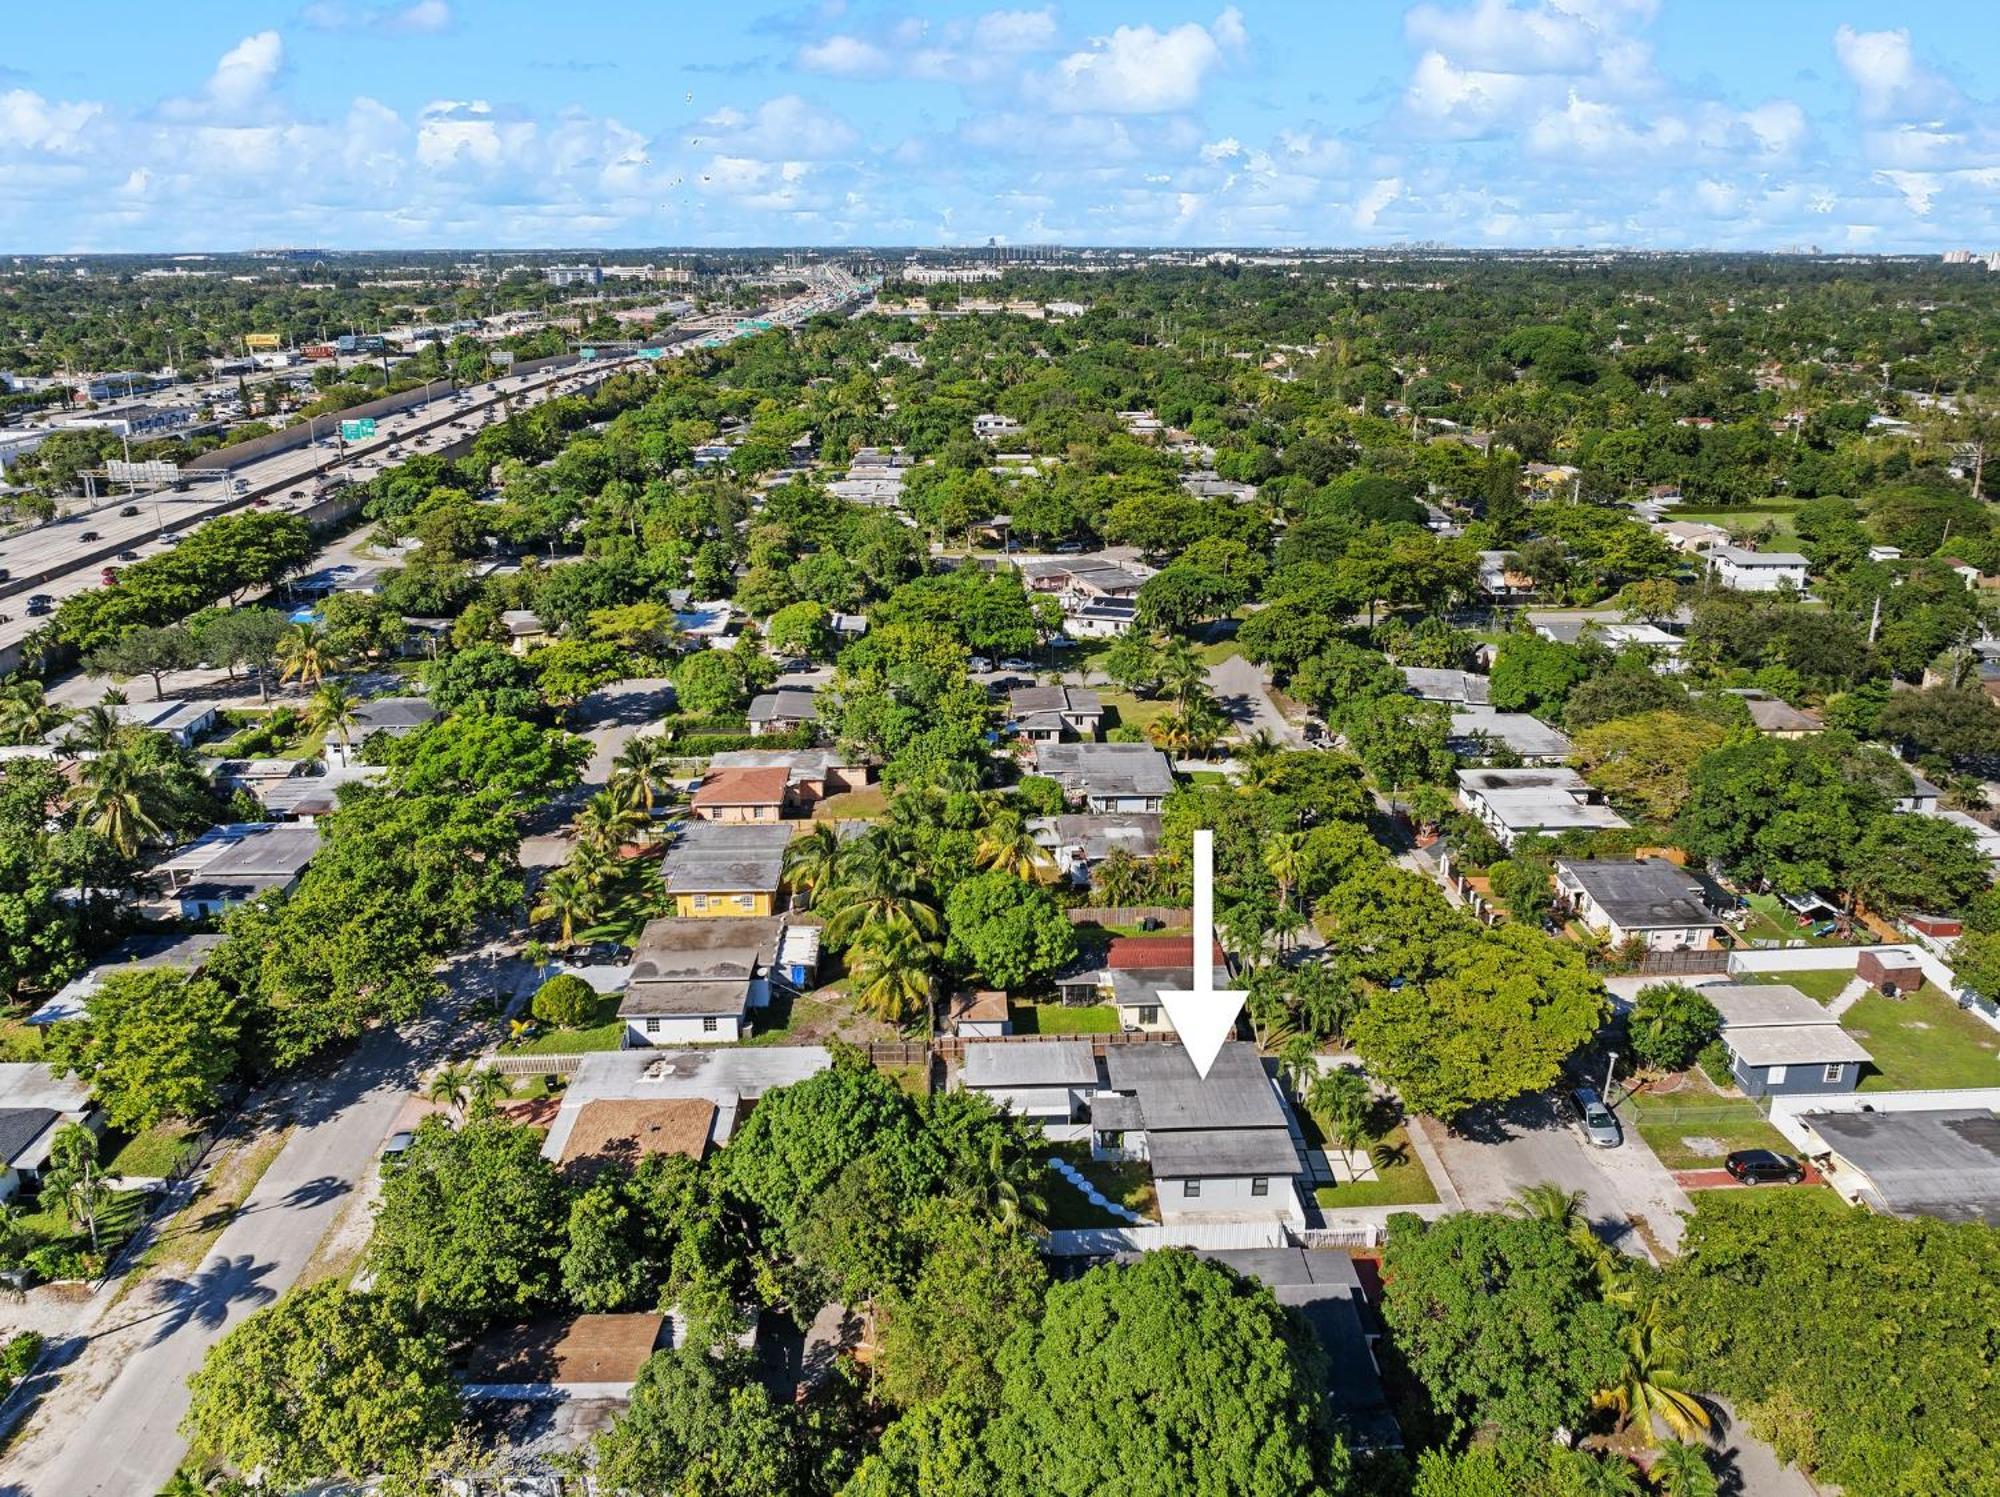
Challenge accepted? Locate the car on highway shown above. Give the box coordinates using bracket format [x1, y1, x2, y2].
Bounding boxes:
[100, 567, 118, 586]
[26, 592, 53, 608]
[1724, 1149, 1806, 1185]
[117, 551, 138, 561]
[252, 496, 272, 507]
[119, 505, 140, 517]
[159, 532, 181, 546]
[79, 529, 99, 542]
[289, 490, 305, 498]
[1567, 1085, 1622, 1148]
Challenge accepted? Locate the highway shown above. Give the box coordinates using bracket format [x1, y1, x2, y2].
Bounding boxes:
[0, 357, 636, 668]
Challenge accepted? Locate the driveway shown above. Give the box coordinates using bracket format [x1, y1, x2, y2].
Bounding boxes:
[1419, 1092, 1692, 1260]
[1205, 654, 1305, 747]
[0, 944, 508, 1496]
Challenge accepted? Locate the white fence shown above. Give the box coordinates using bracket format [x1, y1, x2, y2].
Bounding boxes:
[1729, 942, 2000, 1036]
[1043, 1220, 1291, 1256]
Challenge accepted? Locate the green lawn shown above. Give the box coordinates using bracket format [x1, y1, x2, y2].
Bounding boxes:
[1097, 688, 1173, 736]
[1624, 1088, 1792, 1169]
[500, 990, 626, 1055]
[1737, 895, 1857, 949]
[1844, 985, 2000, 1092]
[1010, 1002, 1117, 1035]
[1668, 501, 1804, 540]
[1044, 1141, 1157, 1228]
[103, 1120, 204, 1180]
[0, 1020, 43, 1062]
[812, 785, 889, 821]
[1746, 968, 1855, 1005]
[1312, 1125, 1439, 1208]
[10, 1188, 147, 1270]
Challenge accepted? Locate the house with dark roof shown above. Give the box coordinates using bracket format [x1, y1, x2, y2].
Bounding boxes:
[326, 696, 440, 767]
[1055, 934, 1230, 1033]
[456, 1313, 670, 1401]
[1554, 858, 1721, 951]
[1708, 984, 1873, 1098]
[660, 822, 795, 917]
[28, 932, 225, 1026]
[1028, 812, 1162, 887]
[1093, 1042, 1307, 1224]
[745, 688, 821, 737]
[1007, 684, 1103, 743]
[149, 823, 321, 918]
[619, 915, 809, 1045]
[0, 1064, 96, 1203]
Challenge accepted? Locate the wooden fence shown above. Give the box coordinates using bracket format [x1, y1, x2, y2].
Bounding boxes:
[1624, 949, 1731, 977]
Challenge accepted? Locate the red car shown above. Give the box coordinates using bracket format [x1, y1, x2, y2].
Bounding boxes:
[100, 567, 119, 586]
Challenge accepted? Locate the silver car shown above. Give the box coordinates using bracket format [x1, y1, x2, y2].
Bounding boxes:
[1569, 1086, 1622, 1148]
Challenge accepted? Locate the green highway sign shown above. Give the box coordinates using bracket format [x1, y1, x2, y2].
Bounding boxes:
[339, 418, 377, 441]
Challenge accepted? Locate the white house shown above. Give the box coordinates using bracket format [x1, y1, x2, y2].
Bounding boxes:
[1554, 858, 1721, 951]
[1455, 768, 1629, 848]
[618, 915, 814, 1047]
[961, 1040, 1101, 1122]
[1711, 545, 1810, 592]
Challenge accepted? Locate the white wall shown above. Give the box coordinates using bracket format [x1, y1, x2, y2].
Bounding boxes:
[1156, 1174, 1306, 1224]
[625, 1015, 742, 1047]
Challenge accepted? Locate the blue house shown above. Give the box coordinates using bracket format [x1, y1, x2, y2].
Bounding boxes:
[1707, 983, 1873, 1099]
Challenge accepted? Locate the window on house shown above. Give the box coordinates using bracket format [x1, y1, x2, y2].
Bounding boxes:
[691, 895, 707, 911]
[736, 895, 754, 909]
[1766, 1064, 1788, 1084]
[1251, 1177, 1269, 1197]
[1183, 1179, 1201, 1198]
[644, 1018, 660, 1034]
[1138, 1005, 1160, 1026]
[703, 1016, 719, 1033]
[1822, 1063, 1844, 1083]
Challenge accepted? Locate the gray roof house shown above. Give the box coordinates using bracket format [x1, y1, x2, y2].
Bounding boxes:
[1709, 984, 1873, 1098]
[151, 823, 321, 918]
[1094, 1042, 1305, 1224]
[1447, 707, 1572, 764]
[1034, 742, 1175, 814]
[1008, 685, 1103, 743]
[746, 689, 821, 737]
[961, 1039, 1102, 1122]
[1456, 768, 1628, 848]
[1553, 858, 1720, 951]
[0, 1063, 95, 1203]
[1800, 1107, 2000, 1226]
[620, 916, 792, 1047]
[1029, 812, 1162, 886]
[28, 932, 226, 1026]
[660, 822, 796, 914]
[1399, 667, 1490, 706]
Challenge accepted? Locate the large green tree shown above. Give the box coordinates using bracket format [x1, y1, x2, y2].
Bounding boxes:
[942, 870, 1078, 992]
[45, 968, 241, 1128]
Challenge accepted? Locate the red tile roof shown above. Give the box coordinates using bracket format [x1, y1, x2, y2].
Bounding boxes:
[690, 766, 790, 808]
[1105, 935, 1226, 970]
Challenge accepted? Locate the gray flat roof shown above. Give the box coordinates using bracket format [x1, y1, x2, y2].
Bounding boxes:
[629, 916, 783, 983]
[156, 823, 321, 880]
[1556, 858, 1716, 931]
[1103, 1043, 1287, 1131]
[1707, 984, 1830, 1028]
[1449, 708, 1571, 760]
[1724, 1024, 1873, 1068]
[746, 689, 820, 724]
[1035, 742, 1175, 798]
[1807, 1108, 2000, 1225]
[962, 1039, 1100, 1090]
[660, 822, 794, 895]
[1146, 1127, 1303, 1178]
[619, 980, 753, 1019]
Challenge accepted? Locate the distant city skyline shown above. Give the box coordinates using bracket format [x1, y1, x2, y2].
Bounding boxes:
[3, 1, 1997, 253]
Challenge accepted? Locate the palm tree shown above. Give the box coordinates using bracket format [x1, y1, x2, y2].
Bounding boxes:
[1264, 830, 1307, 915]
[276, 621, 338, 689]
[462, 1067, 511, 1119]
[75, 750, 165, 859]
[42, 1124, 107, 1252]
[0, 683, 69, 746]
[781, 822, 845, 911]
[1593, 1306, 1713, 1447]
[1571, 1454, 1645, 1497]
[974, 809, 1051, 881]
[1308, 1067, 1373, 1173]
[844, 924, 937, 1026]
[1510, 1181, 1589, 1233]
[1649, 1440, 1720, 1497]
[1092, 848, 1144, 907]
[955, 1135, 1049, 1234]
[67, 703, 123, 755]
[305, 681, 360, 751]
[426, 1063, 472, 1118]
[573, 790, 648, 858]
[1235, 729, 1285, 793]
[531, 867, 597, 948]
[819, 836, 941, 949]
[1157, 638, 1208, 709]
[609, 733, 675, 814]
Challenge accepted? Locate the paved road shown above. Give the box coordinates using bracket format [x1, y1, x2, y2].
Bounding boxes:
[0, 951, 504, 1495]
[1205, 653, 1306, 747]
[1421, 1092, 1692, 1259]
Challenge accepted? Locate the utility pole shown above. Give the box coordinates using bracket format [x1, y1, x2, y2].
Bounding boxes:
[1868, 594, 1882, 645]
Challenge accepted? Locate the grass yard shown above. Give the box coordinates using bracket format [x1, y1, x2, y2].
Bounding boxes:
[1010, 1002, 1117, 1036]
[1097, 688, 1174, 736]
[10, 1188, 147, 1273]
[1844, 984, 2000, 1092]
[1736, 894, 1859, 950]
[1745, 968, 1855, 1005]
[1312, 1124, 1440, 1208]
[0, 1019, 43, 1062]
[103, 1119, 205, 1180]
[1624, 1086, 1792, 1169]
[1668, 501, 1804, 540]
[500, 991, 626, 1055]
[1044, 1141, 1158, 1228]
[812, 785, 890, 821]
[122, 1127, 290, 1285]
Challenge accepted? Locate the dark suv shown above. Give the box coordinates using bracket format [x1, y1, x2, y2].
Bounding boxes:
[1724, 1149, 1806, 1185]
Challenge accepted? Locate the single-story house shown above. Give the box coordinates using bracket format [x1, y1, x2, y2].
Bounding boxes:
[660, 822, 795, 918]
[689, 766, 790, 824]
[670, 598, 744, 650]
[708, 749, 873, 813]
[150, 823, 322, 918]
[1029, 813, 1162, 887]
[1892, 769, 1944, 815]
[619, 914, 799, 1045]
[1653, 519, 1730, 554]
[1554, 858, 1721, 951]
[554, 1098, 718, 1174]
[1008, 685, 1103, 743]
[1064, 598, 1140, 639]
[1476, 550, 1535, 601]
[1095, 1043, 1305, 1224]
[1924, 807, 2000, 864]
[1708, 984, 1873, 1098]
[1034, 742, 1175, 814]
[115, 699, 218, 748]
[746, 689, 820, 737]
[1064, 565, 1148, 604]
[1455, 768, 1629, 848]
[0, 1064, 97, 1203]
[1719, 689, 1822, 737]
[28, 931, 225, 1026]
[500, 609, 550, 654]
[1447, 707, 1573, 765]
[1796, 1107, 2000, 1226]
[945, 989, 1012, 1038]
[1399, 667, 1490, 707]
[961, 1039, 1101, 1123]
[1711, 545, 1810, 592]
[325, 695, 439, 767]
[1056, 934, 1229, 1033]
[456, 1313, 669, 1401]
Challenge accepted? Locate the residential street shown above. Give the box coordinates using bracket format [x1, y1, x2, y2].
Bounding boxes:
[1204, 652, 1306, 747]
[0, 946, 512, 1496]
[1419, 1092, 1693, 1259]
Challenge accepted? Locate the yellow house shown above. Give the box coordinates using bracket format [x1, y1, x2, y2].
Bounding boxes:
[661, 821, 793, 918]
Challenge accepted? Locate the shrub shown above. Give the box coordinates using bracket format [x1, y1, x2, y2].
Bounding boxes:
[1015, 775, 1068, 816]
[531, 973, 598, 1029]
[1697, 1039, 1734, 1089]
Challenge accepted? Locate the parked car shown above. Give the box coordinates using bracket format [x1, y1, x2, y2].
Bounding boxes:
[1000, 656, 1034, 671]
[0, 567, 9, 583]
[380, 1130, 416, 1171]
[969, 656, 994, 673]
[1054, 540, 1085, 553]
[1724, 1149, 1806, 1185]
[1567, 1085, 1622, 1148]
[779, 657, 814, 674]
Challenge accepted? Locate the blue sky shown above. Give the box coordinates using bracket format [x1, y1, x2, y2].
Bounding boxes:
[3, 1, 1997, 251]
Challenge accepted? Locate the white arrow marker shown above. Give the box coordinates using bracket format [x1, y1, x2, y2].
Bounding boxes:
[1160, 828, 1248, 1080]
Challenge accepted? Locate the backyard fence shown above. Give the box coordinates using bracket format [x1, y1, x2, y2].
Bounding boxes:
[487, 1053, 586, 1077]
[1625, 949, 1731, 977]
[1066, 906, 1191, 928]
